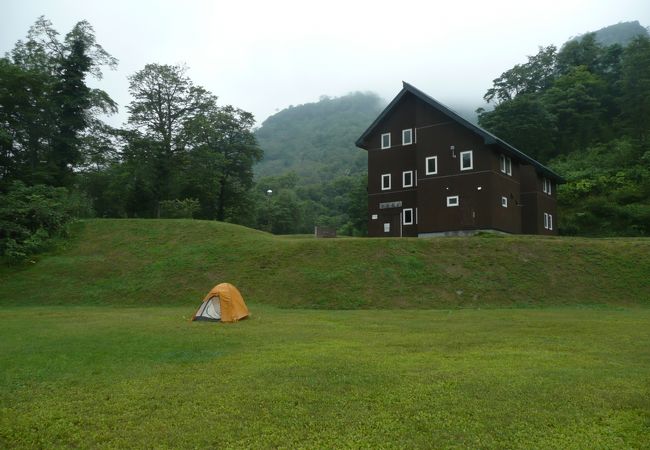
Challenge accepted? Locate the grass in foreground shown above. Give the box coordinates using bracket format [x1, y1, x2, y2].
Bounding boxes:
[1, 305, 649, 448]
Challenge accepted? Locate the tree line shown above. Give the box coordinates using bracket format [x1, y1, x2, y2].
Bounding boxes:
[478, 32, 650, 235]
[1, 17, 369, 260]
[0, 18, 265, 258]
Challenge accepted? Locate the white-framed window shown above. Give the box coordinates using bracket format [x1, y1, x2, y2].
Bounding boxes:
[384, 223, 390, 233]
[500, 154, 506, 173]
[403, 208, 413, 225]
[543, 177, 552, 195]
[381, 133, 391, 149]
[460, 150, 473, 171]
[501, 196, 508, 208]
[402, 170, 413, 188]
[447, 196, 459, 207]
[371, 214, 378, 220]
[549, 214, 553, 231]
[381, 173, 391, 191]
[402, 128, 413, 146]
[506, 156, 512, 175]
[425, 156, 437, 175]
[544, 212, 549, 229]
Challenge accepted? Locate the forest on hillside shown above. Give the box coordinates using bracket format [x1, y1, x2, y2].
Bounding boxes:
[1, 18, 649, 260]
[477, 28, 650, 236]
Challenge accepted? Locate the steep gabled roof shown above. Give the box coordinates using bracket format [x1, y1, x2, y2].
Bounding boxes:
[356, 82, 564, 183]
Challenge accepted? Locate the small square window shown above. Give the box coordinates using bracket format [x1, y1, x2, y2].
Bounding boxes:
[447, 196, 459, 207]
[501, 196, 508, 208]
[460, 150, 473, 171]
[384, 223, 390, 233]
[402, 170, 413, 188]
[381, 133, 391, 149]
[402, 129, 413, 146]
[371, 214, 378, 220]
[403, 208, 413, 225]
[426, 156, 437, 175]
[381, 174, 391, 191]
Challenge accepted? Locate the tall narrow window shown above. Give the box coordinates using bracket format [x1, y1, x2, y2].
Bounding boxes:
[402, 129, 413, 146]
[381, 174, 391, 191]
[506, 157, 512, 175]
[544, 212, 549, 229]
[425, 156, 437, 175]
[402, 170, 413, 188]
[501, 196, 508, 208]
[500, 154, 507, 173]
[549, 214, 553, 230]
[384, 223, 390, 233]
[447, 196, 459, 207]
[381, 133, 391, 149]
[403, 208, 413, 225]
[460, 150, 473, 171]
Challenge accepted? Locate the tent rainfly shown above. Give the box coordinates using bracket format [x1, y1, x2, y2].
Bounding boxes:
[192, 283, 249, 323]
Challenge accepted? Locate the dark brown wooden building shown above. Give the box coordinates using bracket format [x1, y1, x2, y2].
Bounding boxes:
[356, 82, 564, 237]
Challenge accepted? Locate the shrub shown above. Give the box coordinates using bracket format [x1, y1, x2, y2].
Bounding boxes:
[158, 198, 200, 219]
[0, 182, 91, 261]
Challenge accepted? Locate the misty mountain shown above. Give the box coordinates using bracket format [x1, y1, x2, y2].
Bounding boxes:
[567, 21, 649, 47]
[254, 92, 383, 183]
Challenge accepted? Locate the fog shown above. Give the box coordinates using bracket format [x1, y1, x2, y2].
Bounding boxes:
[2, 0, 648, 126]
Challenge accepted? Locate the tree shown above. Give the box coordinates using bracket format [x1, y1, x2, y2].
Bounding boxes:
[478, 94, 557, 162]
[0, 17, 117, 188]
[0, 58, 56, 187]
[620, 36, 650, 144]
[557, 33, 603, 75]
[126, 64, 215, 204]
[125, 64, 261, 220]
[183, 105, 261, 220]
[483, 46, 557, 104]
[543, 66, 606, 153]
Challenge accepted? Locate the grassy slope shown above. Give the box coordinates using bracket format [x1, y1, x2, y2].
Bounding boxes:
[1, 219, 649, 308]
[1, 306, 649, 448]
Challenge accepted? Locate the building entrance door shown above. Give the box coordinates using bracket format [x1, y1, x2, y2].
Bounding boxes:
[380, 211, 402, 237]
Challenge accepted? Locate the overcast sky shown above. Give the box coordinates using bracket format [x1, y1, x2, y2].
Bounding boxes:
[2, 0, 649, 127]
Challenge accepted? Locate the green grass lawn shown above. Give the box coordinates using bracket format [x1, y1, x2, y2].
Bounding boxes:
[1, 219, 649, 447]
[1, 305, 649, 448]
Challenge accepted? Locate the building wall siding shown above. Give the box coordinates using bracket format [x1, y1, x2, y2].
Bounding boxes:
[362, 90, 559, 237]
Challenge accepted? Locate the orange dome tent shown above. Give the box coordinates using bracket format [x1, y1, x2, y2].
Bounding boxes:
[192, 283, 249, 323]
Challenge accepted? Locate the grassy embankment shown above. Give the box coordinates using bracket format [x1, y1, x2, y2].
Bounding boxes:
[1, 219, 649, 447]
[1, 219, 649, 309]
